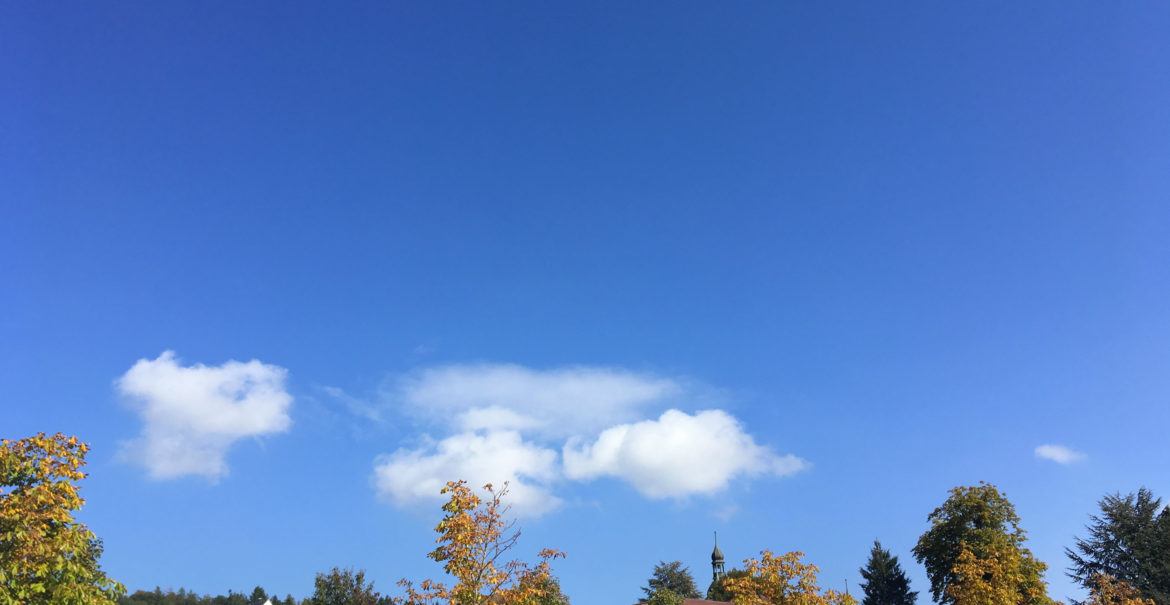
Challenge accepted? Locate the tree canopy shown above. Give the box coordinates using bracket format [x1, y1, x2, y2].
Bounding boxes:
[307, 567, 385, 605]
[1083, 574, 1155, 605]
[1, 432, 126, 605]
[1067, 488, 1170, 605]
[722, 550, 856, 605]
[912, 483, 1053, 605]
[645, 589, 684, 605]
[707, 569, 749, 602]
[858, 541, 916, 605]
[396, 480, 566, 605]
[643, 561, 701, 600]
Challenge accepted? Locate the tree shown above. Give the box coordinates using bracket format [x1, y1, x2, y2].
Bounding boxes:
[645, 589, 684, 605]
[1067, 489, 1170, 605]
[707, 569, 749, 602]
[722, 550, 857, 605]
[858, 541, 916, 605]
[643, 561, 701, 600]
[945, 534, 1051, 605]
[250, 587, 268, 603]
[309, 568, 381, 605]
[397, 480, 566, 605]
[912, 483, 1053, 605]
[1, 432, 126, 604]
[518, 576, 569, 605]
[1084, 574, 1155, 605]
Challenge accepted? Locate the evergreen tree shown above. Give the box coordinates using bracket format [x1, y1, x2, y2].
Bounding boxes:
[250, 586, 267, 603]
[642, 561, 701, 600]
[1067, 488, 1170, 605]
[858, 541, 917, 605]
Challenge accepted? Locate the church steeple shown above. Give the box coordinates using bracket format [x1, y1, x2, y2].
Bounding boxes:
[711, 532, 726, 582]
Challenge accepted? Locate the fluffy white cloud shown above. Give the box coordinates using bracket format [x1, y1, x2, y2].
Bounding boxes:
[116, 351, 292, 480]
[372, 363, 807, 515]
[393, 364, 681, 437]
[1035, 444, 1086, 464]
[372, 430, 561, 517]
[563, 409, 808, 498]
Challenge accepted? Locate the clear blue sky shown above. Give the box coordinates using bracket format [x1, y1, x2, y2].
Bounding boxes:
[3, 2, 1168, 603]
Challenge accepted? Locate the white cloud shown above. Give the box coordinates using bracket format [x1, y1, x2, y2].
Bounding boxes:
[456, 406, 543, 432]
[116, 351, 293, 480]
[392, 364, 681, 437]
[372, 430, 561, 517]
[1035, 444, 1086, 464]
[370, 363, 807, 515]
[563, 409, 808, 498]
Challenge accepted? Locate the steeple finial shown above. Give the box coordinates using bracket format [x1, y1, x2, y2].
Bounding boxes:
[711, 531, 726, 582]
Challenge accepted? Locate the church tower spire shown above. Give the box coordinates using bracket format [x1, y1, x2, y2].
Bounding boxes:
[711, 531, 726, 582]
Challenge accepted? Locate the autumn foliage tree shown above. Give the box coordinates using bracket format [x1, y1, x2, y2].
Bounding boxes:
[913, 483, 1054, 605]
[396, 481, 565, 605]
[1, 433, 125, 604]
[721, 550, 857, 605]
[1084, 574, 1156, 605]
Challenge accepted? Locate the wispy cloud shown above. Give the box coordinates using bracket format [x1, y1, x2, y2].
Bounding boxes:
[563, 409, 808, 499]
[320, 385, 385, 423]
[713, 504, 740, 521]
[1034, 444, 1086, 464]
[116, 351, 292, 480]
[392, 363, 682, 437]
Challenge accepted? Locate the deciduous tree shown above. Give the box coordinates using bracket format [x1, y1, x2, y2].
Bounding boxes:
[308, 567, 381, 605]
[396, 481, 565, 605]
[1, 432, 125, 604]
[912, 483, 1053, 605]
[707, 569, 749, 602]
[858, 541, 916, 605]
[722, 550, 856, 605]
[1084, 574, 1155, 605]
[645, 589, 684, 605]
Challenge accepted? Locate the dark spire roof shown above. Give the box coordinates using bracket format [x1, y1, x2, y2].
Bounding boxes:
[711, 532, 724, 562]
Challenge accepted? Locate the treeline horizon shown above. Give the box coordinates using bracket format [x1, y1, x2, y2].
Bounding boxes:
[117, 485, 1170, 605]
[4, 434, 1167, 605]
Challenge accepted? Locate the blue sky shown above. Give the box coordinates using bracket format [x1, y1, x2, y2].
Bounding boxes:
[2, 2, 1169, 603]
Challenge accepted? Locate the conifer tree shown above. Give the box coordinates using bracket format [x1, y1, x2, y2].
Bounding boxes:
[858, 541, 917, 605]
[1067, 488, 1170, 605]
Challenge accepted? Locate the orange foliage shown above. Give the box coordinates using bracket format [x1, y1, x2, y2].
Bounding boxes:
[397, 481, 565, 605]
[722, 550, 856, 605]
[1083, 574, 1154, 605]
